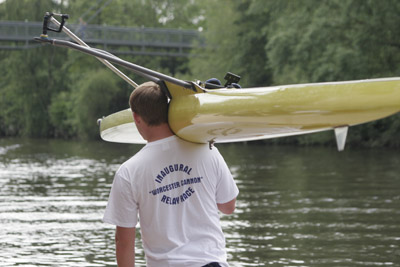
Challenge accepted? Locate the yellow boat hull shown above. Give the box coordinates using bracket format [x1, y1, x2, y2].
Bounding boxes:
[99, 77, 400, 144]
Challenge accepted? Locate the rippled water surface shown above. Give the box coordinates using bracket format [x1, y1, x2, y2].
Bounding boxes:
[1, 138, 399, 266]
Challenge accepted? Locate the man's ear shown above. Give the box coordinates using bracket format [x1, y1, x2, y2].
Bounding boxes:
[133, 112, 140, 124]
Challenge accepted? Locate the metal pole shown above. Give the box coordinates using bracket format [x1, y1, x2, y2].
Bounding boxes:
[50, 17, 138, 88]
[45, 38, 193, 89]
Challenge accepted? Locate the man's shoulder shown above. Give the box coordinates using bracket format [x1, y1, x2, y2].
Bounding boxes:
[116, 147, 148, 174]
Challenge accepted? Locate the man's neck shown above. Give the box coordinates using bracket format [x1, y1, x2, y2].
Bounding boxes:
[145, 123, 174, 143]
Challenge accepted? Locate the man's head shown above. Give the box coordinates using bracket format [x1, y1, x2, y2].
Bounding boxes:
[129, 81, 169, 126]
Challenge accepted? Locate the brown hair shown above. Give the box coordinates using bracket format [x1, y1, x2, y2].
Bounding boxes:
[129, 81, 168, 126]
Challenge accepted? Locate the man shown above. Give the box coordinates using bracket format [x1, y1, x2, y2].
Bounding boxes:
[103, 81, 239, 267]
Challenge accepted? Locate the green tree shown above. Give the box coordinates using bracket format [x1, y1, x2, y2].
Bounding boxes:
[259, 0, 400, 147]
[188, 0, 272, 88]
[0, 0, 62, 21]
[0, 46, 68, 137]
[0, 0, 68, 137]
[65, 0, 203, 28]
[188, 0, 400, 147]
[262, 0, 400, 84]
[68, 69, 127, 140]
[0, 0, 202, 139]
[1, 0, 399, 147]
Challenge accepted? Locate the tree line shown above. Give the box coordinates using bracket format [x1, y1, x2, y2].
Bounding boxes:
[1, 0, 399, 147]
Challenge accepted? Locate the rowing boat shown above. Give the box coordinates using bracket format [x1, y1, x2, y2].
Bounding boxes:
[100, 78, 400, 150]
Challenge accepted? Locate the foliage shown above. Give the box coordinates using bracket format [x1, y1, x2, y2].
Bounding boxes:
[68, 69, 126, 139]
[188, 0, 400, 147]
[188, 0, 272, 88]
[0, 0, 201, 140]
[0, 0, 399, 147]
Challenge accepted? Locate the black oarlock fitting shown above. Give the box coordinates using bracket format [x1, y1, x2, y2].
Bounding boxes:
[224, 72, 241, 87]
[41, 12, 69, 38]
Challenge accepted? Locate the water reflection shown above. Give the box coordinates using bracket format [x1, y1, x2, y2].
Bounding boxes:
[0, 138, 399, 266]
[0, 138, 139, 266]
[220, 144, 400, 266]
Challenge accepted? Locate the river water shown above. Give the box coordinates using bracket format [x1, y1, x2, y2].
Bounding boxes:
[0, 138, 399, 266]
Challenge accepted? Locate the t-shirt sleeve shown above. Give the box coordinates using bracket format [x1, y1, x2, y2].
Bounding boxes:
[214, 149, 239, 204]
[103, 170, 138, 228]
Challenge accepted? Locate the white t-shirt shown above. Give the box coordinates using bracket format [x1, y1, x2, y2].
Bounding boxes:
[103, 135, 239, 267]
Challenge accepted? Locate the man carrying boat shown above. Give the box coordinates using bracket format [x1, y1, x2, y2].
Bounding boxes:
[103, 81, 239, 267]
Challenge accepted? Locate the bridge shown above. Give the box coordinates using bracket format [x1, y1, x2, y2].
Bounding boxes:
[0, 20, 204, 57]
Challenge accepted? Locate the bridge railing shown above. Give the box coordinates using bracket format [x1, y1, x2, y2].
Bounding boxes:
[0, 20, 205, 56]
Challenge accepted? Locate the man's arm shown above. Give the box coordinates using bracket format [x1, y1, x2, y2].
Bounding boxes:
[217, 198, 236, 214]
[115, 226, 136, 267]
